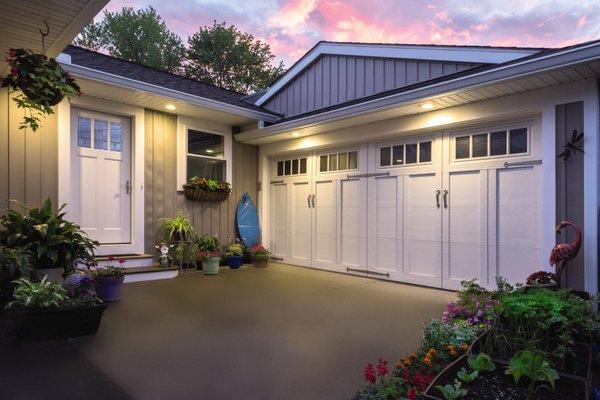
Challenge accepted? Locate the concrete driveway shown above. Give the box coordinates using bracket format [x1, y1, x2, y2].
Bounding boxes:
[0, 263, 453, 400]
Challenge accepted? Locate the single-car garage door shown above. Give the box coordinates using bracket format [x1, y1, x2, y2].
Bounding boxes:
[269, 119, 542, 289]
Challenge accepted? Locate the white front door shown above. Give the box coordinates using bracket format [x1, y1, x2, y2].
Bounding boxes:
[71, 108, 131, 244]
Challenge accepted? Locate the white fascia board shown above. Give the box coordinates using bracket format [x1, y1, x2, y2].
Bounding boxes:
[240, 41, 600, 143]
[255, 42, 540, 106]
[61, 62, 280, 122]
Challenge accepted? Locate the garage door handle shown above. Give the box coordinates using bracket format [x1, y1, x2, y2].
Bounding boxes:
[307, 195, 311, 208]
[442, 190, 448, 209]
[311, 194, 316, 208]
[435, 190, 441, 208]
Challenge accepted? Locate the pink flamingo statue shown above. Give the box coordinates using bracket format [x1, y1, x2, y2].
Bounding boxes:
[549, 220, 582, 286]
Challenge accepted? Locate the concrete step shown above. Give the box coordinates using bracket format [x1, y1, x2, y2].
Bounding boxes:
[94, 254, 155, 269]
[123, 265, 179, 284]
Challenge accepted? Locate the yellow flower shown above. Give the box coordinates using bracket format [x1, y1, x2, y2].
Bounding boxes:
[423, 357, 432, 366]
[460, 343, 470, 352]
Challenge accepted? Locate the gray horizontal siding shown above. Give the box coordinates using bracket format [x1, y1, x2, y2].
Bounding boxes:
[144, 110, 259, 254]
[265, 55, 480, 118]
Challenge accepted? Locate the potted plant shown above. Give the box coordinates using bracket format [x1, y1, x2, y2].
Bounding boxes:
[159, 214, 198, 267]
[198, 235, 221, 275]
[0, 246, 31, 306]
[182, 176, 232, 202]
[6, 276, 105, 342]
[250, 244, 270, 268]
[225, 243, 244, 269]
[2, 48, 81, 132]
[0, 199, 98, 278]
[91, 257, 126, 302]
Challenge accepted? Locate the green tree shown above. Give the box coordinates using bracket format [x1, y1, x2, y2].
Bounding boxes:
[72, 6, 185, 73]
[185, 21, 284, 93]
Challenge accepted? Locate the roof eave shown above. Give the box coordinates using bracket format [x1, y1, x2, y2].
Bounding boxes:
[61, 62, 280, 123]
[237, 40, 600, 143]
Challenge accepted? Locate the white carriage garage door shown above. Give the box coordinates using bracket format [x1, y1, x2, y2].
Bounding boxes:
[269, 119, 542, 290]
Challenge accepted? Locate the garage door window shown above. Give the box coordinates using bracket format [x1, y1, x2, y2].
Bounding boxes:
[277, 157, 307, 176]
[319, 151, 358, 173]
[379, 140, 432, 167]
[454, 127, 529, 161]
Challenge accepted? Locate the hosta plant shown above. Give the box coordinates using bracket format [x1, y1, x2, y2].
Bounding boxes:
[7, 276, 67, 309]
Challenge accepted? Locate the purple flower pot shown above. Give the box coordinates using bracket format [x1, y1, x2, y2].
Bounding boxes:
[95, 275, 125, 302]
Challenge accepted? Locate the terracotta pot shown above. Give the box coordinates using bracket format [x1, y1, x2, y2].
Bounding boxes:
[253, 254, 269, 268]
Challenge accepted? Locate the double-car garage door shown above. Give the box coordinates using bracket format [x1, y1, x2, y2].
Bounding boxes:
[269, 120, 542, 289]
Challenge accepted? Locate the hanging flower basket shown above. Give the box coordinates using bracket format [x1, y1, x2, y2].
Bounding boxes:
[1, 48, 82, 132]
[183, 177, 231, 202]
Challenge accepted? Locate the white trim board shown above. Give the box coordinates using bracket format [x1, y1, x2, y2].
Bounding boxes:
[58, 96, 146, 256]
[176, 116, 233, 191]
[255, 42, 542, 106]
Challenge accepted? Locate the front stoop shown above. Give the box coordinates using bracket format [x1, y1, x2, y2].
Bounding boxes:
[123, 265, 179, 283]
[94, 254, 154, 269]
[94, 254, 178, 283]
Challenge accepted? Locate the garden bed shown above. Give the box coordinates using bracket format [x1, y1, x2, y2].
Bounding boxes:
[424, 355, 588, 400]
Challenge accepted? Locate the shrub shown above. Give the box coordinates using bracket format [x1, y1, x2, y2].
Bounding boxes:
[0, 199, 98, 274]
[226, 243, 244, 257]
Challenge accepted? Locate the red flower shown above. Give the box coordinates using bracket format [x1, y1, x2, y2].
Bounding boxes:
[364, 363, 376, 384]
[407, 389, 417, 400]
[376, 358, 389, 377]
[107, 255, 115, 262]
[412, 371, 434, 391]
[118, 258, 126, 265]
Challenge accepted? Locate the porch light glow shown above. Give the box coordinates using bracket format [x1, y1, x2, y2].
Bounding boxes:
[420, 102, 434, 110]
[165, 104, 176, 110]
[291, 132, 301, 137]
[206, 149, 214, 153]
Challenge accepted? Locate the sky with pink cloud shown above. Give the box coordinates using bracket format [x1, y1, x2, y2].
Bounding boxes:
[100, 0, 600, 67]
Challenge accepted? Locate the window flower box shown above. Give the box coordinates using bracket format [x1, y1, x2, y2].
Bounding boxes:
[183, 177, 231, 202]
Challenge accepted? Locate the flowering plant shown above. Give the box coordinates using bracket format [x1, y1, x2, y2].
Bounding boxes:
[250, 244, 269, 255]
[2, 48, 81, 132]
[91, 256, 126, 278]
[526, 271, 557, 286]
[183, 176, 232, 194]
[354, 358, 411, 400]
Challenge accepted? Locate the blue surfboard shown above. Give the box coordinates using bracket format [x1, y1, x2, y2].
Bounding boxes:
[236, 193, 260, 248]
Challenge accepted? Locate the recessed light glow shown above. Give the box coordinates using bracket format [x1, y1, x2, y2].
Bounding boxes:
[420, 102, 434, 110]
[165, 104, 176, 110]
[291, 132, 301, 137]
[206, 149, 214, 153]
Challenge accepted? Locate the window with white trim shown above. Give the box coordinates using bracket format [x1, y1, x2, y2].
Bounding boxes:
[454, 127, 528, 160]
[186, 129, 225, 181]
[318, 151, 358, 173]
[276, 157, 307, 176]
[379, 140, 432, 167]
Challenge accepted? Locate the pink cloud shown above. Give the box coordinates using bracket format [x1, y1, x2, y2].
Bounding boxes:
[93, 0, 600, 68]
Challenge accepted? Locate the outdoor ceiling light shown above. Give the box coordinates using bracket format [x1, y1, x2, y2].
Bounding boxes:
[165, 104, 176, 110]
[206, 149, 214, 153]
[291, 132, 301, 137]
[420, 102, 434, 110]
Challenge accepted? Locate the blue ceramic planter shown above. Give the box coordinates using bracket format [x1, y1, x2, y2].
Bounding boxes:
[95, 275, 124, 302]
[228, 255, 243, 269]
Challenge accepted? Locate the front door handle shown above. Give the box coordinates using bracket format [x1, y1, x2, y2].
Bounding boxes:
[311, 194, 315, 208]
[442, 190, 448, 209]
[435, 190, 441, 208]
[307, 195, 311, 208]
[125, 180, 131, 195]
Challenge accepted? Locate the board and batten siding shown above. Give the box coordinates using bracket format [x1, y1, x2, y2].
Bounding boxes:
[144, 109, 259, 254]
[0, 87, 58, 214]
[555, 102, 585, 291]
[265, 55, 481, 118]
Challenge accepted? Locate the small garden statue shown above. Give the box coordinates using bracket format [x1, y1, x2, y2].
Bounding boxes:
[550, 220, 582, 287]
[155, 243, 173, 267]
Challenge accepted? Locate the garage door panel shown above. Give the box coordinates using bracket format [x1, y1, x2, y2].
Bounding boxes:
[340, 178, 367, 268]
[290, 181, 312, 265]
[372, 176, 399, 270]
[270, 183, 288, 258]
[444, 170, 486, 289]
[313, 180, 336, 266]
[495, 167, 541, 283]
